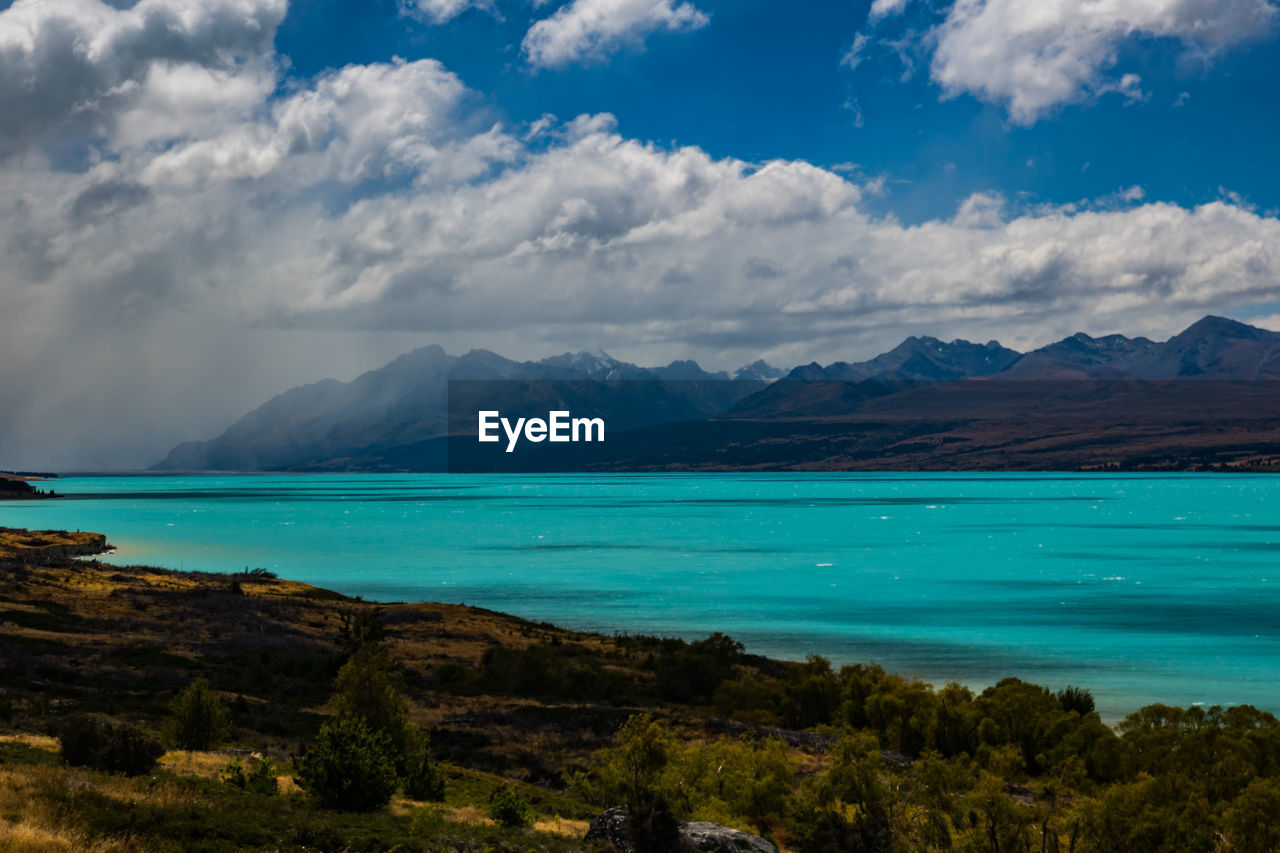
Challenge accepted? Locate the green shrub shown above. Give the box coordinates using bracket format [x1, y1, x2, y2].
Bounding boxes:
[489, 786, 531, 828]
[410, 804, 451, 837]
[794, 733, 894, 853]
[336, 606, 386, 653]
[164, 677, 228, 750]
[1057, 685, 1096, 716]
[297, 715, 398, 811]
[233, 567, 278, 579]
[652, 632, 744, 702]
[666, 734, 796, 833]
[58, 715, 164, 776]
[479, 643, 628, 701]
[432, 661, 476, 690]
[400, 731, 447, 802]
[576, 714, 687, 852]
[26, 694, 51, 719]
[221, 756, 279, 796]
[782, 655, 839, 729]
[221, 758, 248, 788]
[1081, 772, 1215, 852]
[579, 713, 797, 840]
[331, 644, 409, 755]
[712, 677, 785, 726]
[575, 714, 674, 807]
[1224, 778, 1280, 853]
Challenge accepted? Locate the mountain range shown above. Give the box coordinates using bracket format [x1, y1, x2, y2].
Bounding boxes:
[786, 316, 1280, 382]
[155, 347, 776, 471]
[154, 316, 1280, 472]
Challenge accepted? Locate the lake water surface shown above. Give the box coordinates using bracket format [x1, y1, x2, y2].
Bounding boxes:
[6, 472, 1278, 719]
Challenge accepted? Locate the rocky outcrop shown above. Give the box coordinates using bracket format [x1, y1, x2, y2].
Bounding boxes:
[681, 821, 778, 852]
[584, 808, 633, 851]
[585, 807, 777, 853]
[0, 528, 108, 559]
[0, 476, 35, 496]
[0, 474, 61, 500]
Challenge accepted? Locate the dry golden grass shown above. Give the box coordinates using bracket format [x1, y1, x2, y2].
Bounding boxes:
[0, 765, 142, 853]
[0, 820, 97, 853]
[0, 734, 58, 753]
[0, 602, 42, 614]
[442, 804, 493, 827]
[158, 749, 235, 778]
[157, 749, 298, 797]
[0, 759, 597, 852]
[535, 816, 592, 837]
[0, 529, 107, 559]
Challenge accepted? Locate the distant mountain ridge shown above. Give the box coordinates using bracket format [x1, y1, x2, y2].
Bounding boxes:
[154, 316, 1280, 471]
[155, 348, 776, 471]
[789, 336, 1022, 382]
[787, 316, 1280, 382]
[999, 317, 1280, 380]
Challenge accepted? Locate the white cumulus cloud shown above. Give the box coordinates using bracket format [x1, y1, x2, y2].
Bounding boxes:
[927, 0, 1278, 123]
[522, 0, 709, 68]
[869, 0, 916, 21]
[399, 0, 494, 24]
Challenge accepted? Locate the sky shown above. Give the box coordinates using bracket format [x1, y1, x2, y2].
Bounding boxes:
[2, 0, 1280, 467]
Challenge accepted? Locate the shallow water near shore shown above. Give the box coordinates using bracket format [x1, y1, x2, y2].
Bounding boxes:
[5, 472, 1279, 720]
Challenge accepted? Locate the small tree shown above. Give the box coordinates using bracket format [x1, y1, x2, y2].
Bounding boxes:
[1224, 778, 1280, 853]
[328, 641, 449, 802]
[794, 733, 894, 853]
[1057, 685, 1096, 716]
[490, 786, 532, 828]
[581, 714, 684, 853]
[332, 644, 409, 755]
[401, 729, 447, 802]
[337, 606, 386, 654]
[165, 678, 228, 750]
[297, 715, 398, 811]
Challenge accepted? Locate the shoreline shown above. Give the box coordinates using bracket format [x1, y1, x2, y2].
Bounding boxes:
[3, 503, 1267, 723]
[0, 527, 107, 557]
[0, 524, 1247, 726]
[0, 472, 62, 500]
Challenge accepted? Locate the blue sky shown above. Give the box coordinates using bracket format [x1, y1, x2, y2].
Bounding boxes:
[275, 0, 1280, 224]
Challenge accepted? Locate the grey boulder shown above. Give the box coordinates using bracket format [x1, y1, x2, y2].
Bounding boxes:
[585, 807, 777, 853]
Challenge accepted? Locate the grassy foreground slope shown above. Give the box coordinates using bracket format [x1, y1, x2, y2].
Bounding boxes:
[2, 529, 1280, 852]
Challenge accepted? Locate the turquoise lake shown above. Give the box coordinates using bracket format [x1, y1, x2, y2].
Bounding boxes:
[4, 472, 1278, 720]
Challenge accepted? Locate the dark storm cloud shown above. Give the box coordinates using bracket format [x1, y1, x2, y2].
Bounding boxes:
[0, 0, 286, 159]
[70, 180, 151, 223]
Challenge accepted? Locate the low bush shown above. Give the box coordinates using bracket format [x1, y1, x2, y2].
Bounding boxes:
[400, 732, 447, 802]
[58, 715, 164, 776]
[164, 677, 228, 750]
[1058, 684, 1096, 716]
[652, 632, 745, 703]
[479, 643, 628, 701]
[489, 786, 531, 828]
[296, 715, 398, 811]
[221, 756, 280, 796]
